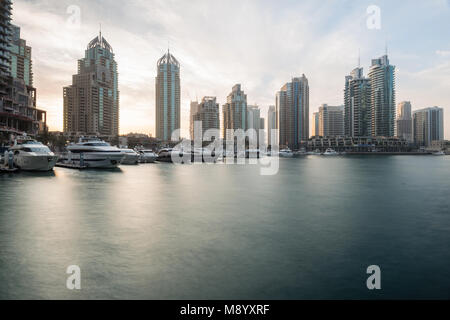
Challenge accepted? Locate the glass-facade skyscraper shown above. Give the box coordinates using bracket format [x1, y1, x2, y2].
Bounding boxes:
[267, 105, 277, 147]
[223, 84, 247, 141]
[63, 31, 119, 137]
[10, 24, 32, 86]
[369, 55, 396, 137]
[396, 101, 413, 142]
[276, 75, 309, 149]
[191, 96, 219, 140]
[155, 50, 180, 141]
[413, 107, 444, 146]
[344, 67, 371, 137]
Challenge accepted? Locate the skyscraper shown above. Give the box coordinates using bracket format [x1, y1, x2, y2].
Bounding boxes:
[0, 8, 46, 136]
[191, 96, 219, 140]
[155, 49, 180, 141]
[369, 55, 396, 137]
[267, 105, 277, 147]
[318, 104, 344, 137]
[10, 24, 32, 86]
[189, 100, 199, 140]
[63, 31, 119, 137]
[247, 105, 262, 146]
[247, 105, 261, 131]
[413, 107, 444, 147]
[0, 0, 11, 94]
[344, 67, 371, 137]
[396, 101, 413, 142]
[222, 84, 247, 140]
[312, 112, 319, 137]
[276, 75, 309, 149]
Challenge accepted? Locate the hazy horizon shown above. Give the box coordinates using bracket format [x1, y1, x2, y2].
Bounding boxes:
[12, 0, 450, 138]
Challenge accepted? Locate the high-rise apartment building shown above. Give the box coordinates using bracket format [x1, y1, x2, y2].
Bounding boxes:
[344, 67, 371, 137]
[0, 0, 11, 93]
[189, 100, 199, 140]
[223, 84, 247, 140]
[10, 24, 32, 86]
[369, 55, 396, 137]
[247, 105, 261, 131]
[396, 101, 413, 142]
[312, 112, 319, 137]
[247, 105, 263, 147]
[0, 9, 46, 137]
[276, 75, 309, 149]
[413, 107, 444, 147]
[155, 49, 180, 141]
[63, 31, 119, 137]
[318, 104, 344, 137]
[267, 105, 277, 147]
[191, 96, 219, 140]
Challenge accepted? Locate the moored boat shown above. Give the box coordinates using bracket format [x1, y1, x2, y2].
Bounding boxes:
[9, 135, 58, 171]
[61, 137, 124, 168]
[322, 148, 338, 156]
[120, 149, 140, 165]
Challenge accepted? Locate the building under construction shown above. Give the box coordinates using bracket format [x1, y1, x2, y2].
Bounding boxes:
[0, 0, 46, 143]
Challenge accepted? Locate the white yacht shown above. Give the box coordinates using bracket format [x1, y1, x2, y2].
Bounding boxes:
[322, 148, 339, 156]
[120, 149, 140, 165]
[137, 149, 158, 163]
[432, 150, 445, 156]
[293, 149, 307, 157]
[64, 137, 125, 168]
[307, 149, 322, 155]
[279, 148, 294, 158]
[9, 136, 58, 171]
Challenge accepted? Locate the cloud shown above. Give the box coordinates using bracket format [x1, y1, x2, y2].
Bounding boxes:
[436, 50, 450, 57]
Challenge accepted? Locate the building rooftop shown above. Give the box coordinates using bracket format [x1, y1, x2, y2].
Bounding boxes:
[157, 49, 180, 67]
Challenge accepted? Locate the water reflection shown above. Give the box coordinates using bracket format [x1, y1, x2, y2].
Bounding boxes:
[0, 158, 450, 299]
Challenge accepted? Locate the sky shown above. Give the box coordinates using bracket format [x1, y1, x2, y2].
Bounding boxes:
[12, 0, 450, 138]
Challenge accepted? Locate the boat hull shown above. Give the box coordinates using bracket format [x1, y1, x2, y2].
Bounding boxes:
[61, 152, 124, 168]
[121, 154, 140, 165]
[14, 154, 58, 171]
[139, 156, 157, 163]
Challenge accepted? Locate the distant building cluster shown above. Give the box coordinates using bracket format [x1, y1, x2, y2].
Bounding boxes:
[0, 0, 446, 150]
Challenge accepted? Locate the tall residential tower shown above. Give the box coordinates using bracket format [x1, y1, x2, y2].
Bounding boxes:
[191, 96, 220, 140]
[413, 107, 444, 147]
[223, 84, 247, 140]
[318, 104, 344, 137]
[344, 67, 371, 137]
[396, 101, 413, 142]
[369, 55, 396, 137]
[0, 14, 46, 136]
[267, 105, 277, 147]
[276, 75, 309, 149]
[155, 49, 180, 141]
[63, 31, 119, 137]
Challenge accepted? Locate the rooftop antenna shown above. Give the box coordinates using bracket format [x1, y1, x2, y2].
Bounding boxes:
[358, 48, 361, 68]
[99, 23, 102, 43]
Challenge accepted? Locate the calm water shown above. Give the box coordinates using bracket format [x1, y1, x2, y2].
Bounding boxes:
[0, 156, 449, 299]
